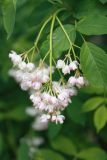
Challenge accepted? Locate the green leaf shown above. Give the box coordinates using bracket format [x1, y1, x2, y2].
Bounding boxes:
[80, 42, 107, 88]
[77, 147, 107, 160]
[53, 24, 76, 58]
[48, 123, 62, 139]
[2, 0, 16, 38]
[94, 105, 107, 132]
[77, 15, 107, 35]
[82, 97, 104, 112]
[40, 40, 49, 60]
[40, 25, 76, 60]
[36, 149, 65, 160]
[73, 0, 107, 19]
[17, 143, 29, 160]
[67, 96, 86, 125]
[99, 0, 107, 4]
[51, 135, 77, 156]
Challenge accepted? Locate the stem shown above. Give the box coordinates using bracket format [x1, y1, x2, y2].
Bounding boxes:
[42, 50, 50, 63]
[49, 14, 56, 85]
[34, 8, 66, 47]
[34, 15, 52, 46]
[56, 16, 76, 59]
[73, 44, 81, 49]
[49, 8, 66, 86]
[31, 47, 36, 62]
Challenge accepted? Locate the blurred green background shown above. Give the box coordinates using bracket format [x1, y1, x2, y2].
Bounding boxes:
[0, 0, 107, 160]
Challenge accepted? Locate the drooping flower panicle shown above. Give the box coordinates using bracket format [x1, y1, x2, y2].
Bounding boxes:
[9, 47, 87, 124]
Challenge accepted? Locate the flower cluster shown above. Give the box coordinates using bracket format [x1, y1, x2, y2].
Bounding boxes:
[9, 51, 50, 91]
[56, 59, 87, 87]
[56, 59, 78, 75]
[9, 51, 87, 124]
[30, 81, 77, 124]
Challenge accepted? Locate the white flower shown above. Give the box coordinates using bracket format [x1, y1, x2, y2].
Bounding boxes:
[38, 102, 46, 110]
[20, 81, 31, 90]
[32, 82, 42, 90]
[52, 81, 61, 93]
[68, 76, 77, 86]
[42, 92, 50, 102]
[69, 61, 78, 70]
[45, 105, 54, 113]
[9, 50, 87, 124]
[60, 99, 69, 107]
[15, 70, 24, 82]
[51, 114, 65, 124]
[21, 72, 31, 82]
[32, 117, 48, 131]
[42, 68, 50, 75]
[18, 61, 26, 70]
[68, 88, 77, 96]
[40, 114, 50, 122]
[26, 107, 37, 116]
[8, 69, 17, 78]
[76, 76, 85, 88]
[26, 63, 35, 72]
[56, 60, 65, 69]
[42, 75, 49, 83]
[30, 95, 41, 105]
[50, 96, 58, 105]
[35, 70, 43, 80]
[62, 65, 70, 74]
[58, 91, 69, 101]
[9, 51, 22, 65]
[32, 137, 44, 146]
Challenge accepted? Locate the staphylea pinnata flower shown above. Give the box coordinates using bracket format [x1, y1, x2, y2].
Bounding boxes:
[9, 13, 88, 124]
[9, 50, 87, 124]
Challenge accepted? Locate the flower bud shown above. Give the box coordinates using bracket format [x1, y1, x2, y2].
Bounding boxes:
[69, 61, 78, 70]
[56, 60, 65, 69]
[76, 76, 85, 88]
[9, 51, 22, 65]
[62, 65, 70, 74]
[68, 76, 77, 86]
[26, 63, 35, 72]
[18, 61, 26, 70]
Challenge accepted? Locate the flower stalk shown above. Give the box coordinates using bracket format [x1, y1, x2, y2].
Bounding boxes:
[49, 14, 56, 86]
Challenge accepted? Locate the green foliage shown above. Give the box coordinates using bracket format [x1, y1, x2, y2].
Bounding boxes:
[82, 97, 105, 112]
[48, 123, 62, 139]
[51, 135, 77, 156]
[77, 147, 107, 160]
[40, 24, 76, 59]
[72, 0, 107, 19]
[2, 0, 16, 38]
[52, 24, 76, 58]
[17, 143, 29, 160]
[80, 42, 107, 88]
[36, 149, 65, 160]
[0, 0, 107, 160]
[67, 96, 86, 125]
[77, 15, 107, 35]
[94, 105, 107, 132]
